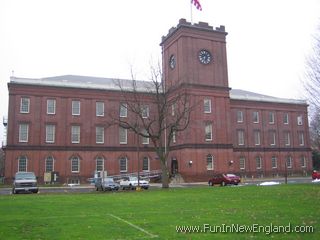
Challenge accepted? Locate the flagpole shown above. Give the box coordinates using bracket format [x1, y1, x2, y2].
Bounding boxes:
[190, 1, 193, 24]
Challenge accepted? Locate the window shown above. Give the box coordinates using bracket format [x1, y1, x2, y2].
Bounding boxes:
[119, 157, 127, 172]
[142, 129, 149, 145]
[205, 123, 213, 141]
[297, 115, 303, 126]
[96, 157, 104, 171]
[239, 157, 245, 170]
[120, 103, 127, 117]
[96, 126, 104, 144]
[96, 102, 104, 117]
[46, 124, 55, 143]
[284, 131, 290, 146]
[237, 130, 244, 146]
[204, 99, 211, 113]
[269, 112, 275, 124]
[18, 156, 27, 172]
[47, 99, 56, 114]
[298, 132, 304, 146]
[172, 131, 176, 143]
[253, 111, 259, 123]
[300, 156, 306, 168]
[19, 123, 29, 142]
[206, 155, 213, 170]
[284, 113, 289, 124]
[119, 127, 127, 144]
[71, 125, 80, 143]
[171, 104, 176, 116]
[71, 156, 80, 172]
[269, 131, 276, 146]
[256, 156, 262, 169]
[286, 156, 292, 168]
[271, 156, 277, 168]
[141, 105, 149, 118]
[45, 156, 54, 172]
[72, 100, 80, 115]
[20, 97, 30, 113]
[254, 130, 261, 146]
[142, 157, 149, 171]
[237, 111, 243, 123]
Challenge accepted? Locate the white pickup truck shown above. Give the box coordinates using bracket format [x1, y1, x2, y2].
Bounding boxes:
[119, 176, 149, 190]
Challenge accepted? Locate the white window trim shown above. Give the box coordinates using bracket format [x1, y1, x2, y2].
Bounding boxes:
[237, 111, 244, 123]
[142, 157, 150, 171]
[239, 157, 245, 170]
[72, 100, 80, 116]
[206, 155, 214, 170]
[237, 130, 244, 146]
[269, 112, 275, 124]
[205, 123, 213, 141]
[271, 156, 277, 169]
[253, 111, 259, 123]
[284, 113, 289, 125]
[286, 156, 292, 168]
[301, 156, 306, 168]
[19, 124, 29, 143]
[119, 127, 127, 144]
[285, 132, 290, 146]
[204, 99, 212, 113]
[71, 157, 80, 173]
[96, 102, 105, 117]
[297, 115, 303, 126]
[45, 156, 55, 172]
[96, 157, 104, 171]
[96, 126, 105, 144]
[256, 157, 262, 169]
[254, 130, 261, 146]
[71, 126, 80, 144]
[120, 103, 127, 118]
[20, 97, 30, 114]
[47, 99, 56, 115]
[141, 105, 149, 118]
[119, 157, 128, 173]
[18, 156, 27, 172]
[45, 124, 55, 143]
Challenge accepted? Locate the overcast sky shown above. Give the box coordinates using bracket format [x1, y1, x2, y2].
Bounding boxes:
[0, 0, 319, 146]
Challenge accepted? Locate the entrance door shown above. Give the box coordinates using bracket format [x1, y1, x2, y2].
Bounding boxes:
[171, 158, 178, 175]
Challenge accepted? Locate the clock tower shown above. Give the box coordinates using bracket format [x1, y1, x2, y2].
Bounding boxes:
[160, 18, 229, 89]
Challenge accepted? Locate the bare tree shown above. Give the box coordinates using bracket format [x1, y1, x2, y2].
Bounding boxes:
[108, 66, 195, 188]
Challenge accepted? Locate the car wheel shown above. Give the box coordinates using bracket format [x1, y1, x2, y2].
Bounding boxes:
[221, 181, 226, 186]
[208, 181, 213, 186]
[96, 187, 99, 191]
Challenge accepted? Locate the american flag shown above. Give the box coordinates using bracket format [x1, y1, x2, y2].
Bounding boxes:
[191, 0, 202, 11]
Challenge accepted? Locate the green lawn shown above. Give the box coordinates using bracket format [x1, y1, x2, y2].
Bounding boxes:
[0, 184, 319, 239]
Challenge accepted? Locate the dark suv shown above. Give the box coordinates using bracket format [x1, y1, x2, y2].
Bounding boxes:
[208, 174, 240, 186]
[12, 172, 39, 194]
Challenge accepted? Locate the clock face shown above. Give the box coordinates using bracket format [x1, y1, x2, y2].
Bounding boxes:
[169, 54, 176, 69]
[198, 50, 212, 64]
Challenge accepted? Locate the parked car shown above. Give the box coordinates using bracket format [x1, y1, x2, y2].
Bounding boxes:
[208, 173, 240, 186]
[120, 176, 149, 190]
[312, 170, 320, 180]
[12, 172, 39, 194]
[95, 177, 119, 191]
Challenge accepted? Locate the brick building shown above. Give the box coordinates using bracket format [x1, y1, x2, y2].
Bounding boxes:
[3, 19, 311, 183]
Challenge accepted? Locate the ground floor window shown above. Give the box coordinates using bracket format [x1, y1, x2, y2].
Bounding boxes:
[71, 156, 80, 173]
[45, 156, 54, 172]
[119, 157, 127, 172]
[286, 156, 292, 168]
[18, 156, 27, 172]
[142, 157, 149, 171]
[271, 156, 277, 169]
[239, 157, 245, 170]
[206, 154, 213, 170]
[300, 156, 306, 168]
[256, 156, 262, 169]
[96, 157, 104, 171]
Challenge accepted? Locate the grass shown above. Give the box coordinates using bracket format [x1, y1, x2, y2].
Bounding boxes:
[0, 184, 319, 239]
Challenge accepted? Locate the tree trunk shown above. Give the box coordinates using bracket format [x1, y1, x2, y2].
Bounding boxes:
[160, 158, 170, 188]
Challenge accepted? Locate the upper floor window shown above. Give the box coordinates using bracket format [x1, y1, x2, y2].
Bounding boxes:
[283, 113, 289, 124]
[96, 102, 104, 117]
[96, 126, 104, 144]
[71, 156, 80, 173]
[237, 130, 244, 146]
[72, 100, 80, 116]
[298, 132, 304, 146]
[45, 156, 54, 172]
[269, 112, 275, 124]
[20, 97, 30, 113]
[19, 123, 29, 142]
[47, 99, 56, 115]
[269, 130, 276, 146]
[284, 131, 290, 146]
[71, 125, 80, 143]
[237, 111, 243, 123]
[119, 127, 127, 144]
[142, 129, 149, 144]
[120, 103, 127, 117]
[205, 123, 213, 141]
[204, 99, 211, 113]
[141, 105, 149, 118]
[253, 111, 259, 123]
[46, 124, 55, 143]
[96, 156, 104, 171]
[254, 130, 261, 146]
[142, 157, 149, 171]
[172, 130, 176, 143]
[206, 154, 214, 170]
[18, 156, 27, 172]
[171, 103, 176, 116]
[297, 115, 303, 126]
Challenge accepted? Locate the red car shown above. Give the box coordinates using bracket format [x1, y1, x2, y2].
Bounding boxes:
[208, 174, 241, 186]
[312, 170, 320, 180]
